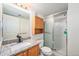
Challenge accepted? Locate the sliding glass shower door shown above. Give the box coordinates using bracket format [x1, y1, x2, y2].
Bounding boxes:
[53, 12, 67, 56]
[44, 11, 67, 56]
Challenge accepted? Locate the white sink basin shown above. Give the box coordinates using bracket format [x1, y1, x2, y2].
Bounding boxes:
[10, 42, 31, 52]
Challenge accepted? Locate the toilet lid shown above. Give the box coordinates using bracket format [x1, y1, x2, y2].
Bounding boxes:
[41, 47, 52, 53]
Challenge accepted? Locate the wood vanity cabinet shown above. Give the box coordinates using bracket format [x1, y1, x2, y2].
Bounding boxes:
[28, 45, 40, 56]
[16, 44, 40, 56]
[16, 50, 28, 56]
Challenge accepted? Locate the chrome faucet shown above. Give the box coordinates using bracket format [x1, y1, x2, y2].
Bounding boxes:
[16, 34, 22, 43]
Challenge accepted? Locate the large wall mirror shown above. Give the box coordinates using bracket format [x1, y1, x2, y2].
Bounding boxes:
[2, 4, 30, 44]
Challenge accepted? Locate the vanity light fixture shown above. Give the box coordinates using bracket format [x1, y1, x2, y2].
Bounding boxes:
[14, 3, 32, 10]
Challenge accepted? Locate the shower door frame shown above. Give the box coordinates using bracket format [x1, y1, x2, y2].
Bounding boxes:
[53, 13, 68, 56]
[43, 11, 68, 56]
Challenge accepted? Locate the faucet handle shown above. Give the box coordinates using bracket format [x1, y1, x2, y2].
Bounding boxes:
[16, 34, 21, 38]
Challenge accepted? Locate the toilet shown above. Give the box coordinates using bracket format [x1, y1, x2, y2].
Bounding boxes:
[41, 46, 53, 56]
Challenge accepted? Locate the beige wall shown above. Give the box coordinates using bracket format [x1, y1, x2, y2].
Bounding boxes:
[67, 3, 79, 56]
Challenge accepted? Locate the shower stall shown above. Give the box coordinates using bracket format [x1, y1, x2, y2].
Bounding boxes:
[44, 11, 67, 56]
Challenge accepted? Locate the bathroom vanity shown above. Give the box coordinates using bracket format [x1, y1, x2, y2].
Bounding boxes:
[16, 44, 40, 56]
[15, 39, 41, 56]
[0, 39, 42, 56]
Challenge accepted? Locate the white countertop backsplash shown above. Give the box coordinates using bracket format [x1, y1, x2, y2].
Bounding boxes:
[0, 39, 42, 56]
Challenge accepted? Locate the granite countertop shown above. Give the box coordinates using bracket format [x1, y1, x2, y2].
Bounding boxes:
[0, 39, 42, 56]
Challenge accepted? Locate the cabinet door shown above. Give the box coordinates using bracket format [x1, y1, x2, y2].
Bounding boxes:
[16, 50, 28, 56]
[35, 16, 44, 29]
[28, 45, 40, 56]
[16, 52, 24, 56]
[36, 44, 40, 55]
[23, 50, 28, 56]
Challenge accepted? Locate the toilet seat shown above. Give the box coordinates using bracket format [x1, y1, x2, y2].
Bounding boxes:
[41, 46, 53, 56]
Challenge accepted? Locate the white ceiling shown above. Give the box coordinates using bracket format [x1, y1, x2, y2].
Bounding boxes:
[31, 3, 68, 17]
[3, 3, 68, 18]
